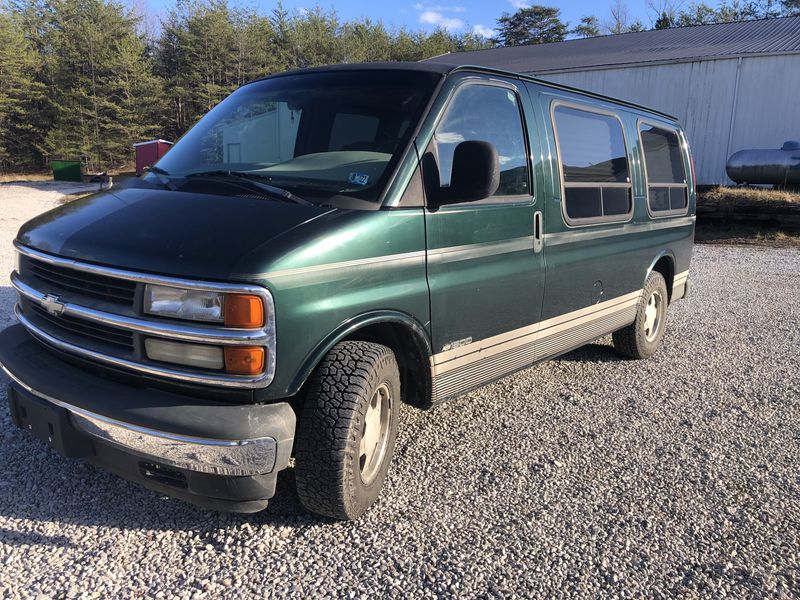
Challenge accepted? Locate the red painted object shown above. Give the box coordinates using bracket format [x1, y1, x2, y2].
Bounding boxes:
[134, 140, 173, 175]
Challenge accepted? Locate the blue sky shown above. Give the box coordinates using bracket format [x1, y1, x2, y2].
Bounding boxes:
[140, 0, 655, 39]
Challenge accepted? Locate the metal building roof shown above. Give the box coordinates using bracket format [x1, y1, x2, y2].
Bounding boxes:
[425, 16, 800, 73]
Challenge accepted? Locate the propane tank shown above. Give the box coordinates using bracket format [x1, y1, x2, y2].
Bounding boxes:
[726, 141, 800, 185]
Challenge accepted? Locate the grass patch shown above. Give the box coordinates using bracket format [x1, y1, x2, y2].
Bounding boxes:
[696, 186, 800, 247]
[700, 186, 800, 208]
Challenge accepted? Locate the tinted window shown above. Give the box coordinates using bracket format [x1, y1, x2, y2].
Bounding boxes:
[553, 104, 632, 222]
[555, 106, 629, 183]
[640, 124, 685, 183]
[640, 123, 688, 214]
[433, 84, 529, 198]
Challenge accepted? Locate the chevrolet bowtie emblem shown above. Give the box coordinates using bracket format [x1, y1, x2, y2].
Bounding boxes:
[41, 294, 66, 316]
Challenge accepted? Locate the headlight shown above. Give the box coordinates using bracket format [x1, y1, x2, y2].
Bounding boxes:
[144, 284, 265, 328]
[144, 285, 223, 322]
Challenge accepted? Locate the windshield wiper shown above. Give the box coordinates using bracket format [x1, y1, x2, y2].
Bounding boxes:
[185, 170, 312, 205]
[143, 165, 178, 190]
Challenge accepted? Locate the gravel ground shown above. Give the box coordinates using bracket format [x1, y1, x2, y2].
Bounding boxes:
[1, 185, 799, 598]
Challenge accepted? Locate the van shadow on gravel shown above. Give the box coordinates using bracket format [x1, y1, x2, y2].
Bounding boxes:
[555, 341, 626, 363]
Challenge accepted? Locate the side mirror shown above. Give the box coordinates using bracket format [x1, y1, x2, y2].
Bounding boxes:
[435, 140, 500, 206]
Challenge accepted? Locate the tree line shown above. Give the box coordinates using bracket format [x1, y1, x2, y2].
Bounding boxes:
[496, 0, 799, 45]
[0, 0, 492, 173]
[0, 0, 797, 173]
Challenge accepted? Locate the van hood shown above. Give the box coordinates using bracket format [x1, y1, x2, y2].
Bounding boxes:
[16, 186, 336, 281]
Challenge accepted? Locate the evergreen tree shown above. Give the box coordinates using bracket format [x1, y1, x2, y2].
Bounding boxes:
[573, 15, 600, 38]
[0, 12, 43, 170]
[494, 6, 569, 47]
[654, 10, 675, 28]
[41, 0, 162, 171]
[783, 0, 800, 15]
[677, 2, 722, 24]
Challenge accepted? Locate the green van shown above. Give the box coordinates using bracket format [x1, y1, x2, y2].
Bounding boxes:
[0, 63, 694, 519]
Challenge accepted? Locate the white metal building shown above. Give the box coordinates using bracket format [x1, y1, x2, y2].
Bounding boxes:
[427, 17, 800, 184]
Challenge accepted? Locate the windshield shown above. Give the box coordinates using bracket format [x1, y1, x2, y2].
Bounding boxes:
[150, 70, 441, 203]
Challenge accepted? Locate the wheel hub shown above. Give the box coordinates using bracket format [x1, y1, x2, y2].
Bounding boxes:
[359, 383, 392, 485]
[644, 290, 664, 342]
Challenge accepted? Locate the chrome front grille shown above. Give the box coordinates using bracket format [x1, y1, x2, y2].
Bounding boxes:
[27, 258, 136, 306]
[28, 301, 135, 350]
[12, 243, 276, 388]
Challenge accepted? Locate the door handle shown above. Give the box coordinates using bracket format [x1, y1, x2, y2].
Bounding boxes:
[533, 210, 543, 254]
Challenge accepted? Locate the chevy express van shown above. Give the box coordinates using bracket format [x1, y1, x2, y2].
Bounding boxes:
[0, 63, 694, 520]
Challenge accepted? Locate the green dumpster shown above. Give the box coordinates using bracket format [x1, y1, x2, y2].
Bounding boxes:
[51, 159, 83, 182]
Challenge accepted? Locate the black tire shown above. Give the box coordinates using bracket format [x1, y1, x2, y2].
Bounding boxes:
[294, 341, 400, 520]
[613, 271, 669, 359]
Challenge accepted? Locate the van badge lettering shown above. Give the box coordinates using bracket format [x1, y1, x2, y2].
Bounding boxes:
[348, 172, 370, 186]
[41, 294, 66, 316]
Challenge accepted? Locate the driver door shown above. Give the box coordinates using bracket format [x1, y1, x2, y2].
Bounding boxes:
[422, 77, 546, 399]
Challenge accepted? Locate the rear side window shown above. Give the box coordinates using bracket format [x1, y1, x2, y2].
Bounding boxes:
[432, 84, 530, 199]
[553, 104, 632, 224]
[639, 123, 688, 215]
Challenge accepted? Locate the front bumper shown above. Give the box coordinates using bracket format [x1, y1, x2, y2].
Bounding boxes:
[0, 324, 295, 513]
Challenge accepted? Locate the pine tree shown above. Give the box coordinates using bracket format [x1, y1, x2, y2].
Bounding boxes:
[26, 0, 164, 171]
[495, 6, 569, 47]
[654, 11, 675, 28]
[573, 15, 600, 38]
[0, 12, 44, 170]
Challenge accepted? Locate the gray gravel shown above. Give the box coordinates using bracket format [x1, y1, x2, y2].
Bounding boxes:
[1, 186, 799, 598]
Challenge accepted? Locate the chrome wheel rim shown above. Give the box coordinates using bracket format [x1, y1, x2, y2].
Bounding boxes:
[644, 290, 664, 342]
[359, 383, 392, 485]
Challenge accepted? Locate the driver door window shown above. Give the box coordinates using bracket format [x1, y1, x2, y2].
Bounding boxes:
[427, 84, 530, 201]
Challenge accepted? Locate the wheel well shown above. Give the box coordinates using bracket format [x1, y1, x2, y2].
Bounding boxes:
[652, 255, 675, 301]
[343, 322, 432, 409]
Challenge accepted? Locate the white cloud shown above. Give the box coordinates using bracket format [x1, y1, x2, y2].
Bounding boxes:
[509, 0, 529, 8]
[419, 10, 464, 31]
[414, 2, 466, 12]
[472, 24, 495, 37]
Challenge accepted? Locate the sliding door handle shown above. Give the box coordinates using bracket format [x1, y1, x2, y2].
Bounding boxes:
[533, 210, 543, 254]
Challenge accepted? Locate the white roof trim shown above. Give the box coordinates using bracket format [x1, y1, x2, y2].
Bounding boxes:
[133, 139, 173, 147]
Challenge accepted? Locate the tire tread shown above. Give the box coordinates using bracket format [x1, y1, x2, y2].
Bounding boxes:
[294, 341, 398, 520]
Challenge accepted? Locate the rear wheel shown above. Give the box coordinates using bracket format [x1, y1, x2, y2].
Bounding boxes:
[613, 271, 669, 359]
[294, 341, 400, 520]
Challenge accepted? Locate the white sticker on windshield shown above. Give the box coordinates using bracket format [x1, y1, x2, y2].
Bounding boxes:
[348, 172, 370, 186]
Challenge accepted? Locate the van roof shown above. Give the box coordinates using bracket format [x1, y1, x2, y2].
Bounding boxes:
[249, 62, 678, 122]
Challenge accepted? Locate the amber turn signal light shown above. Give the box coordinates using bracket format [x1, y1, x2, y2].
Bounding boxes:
[224, 294, 264, 328]
[224, 347, 265, 375]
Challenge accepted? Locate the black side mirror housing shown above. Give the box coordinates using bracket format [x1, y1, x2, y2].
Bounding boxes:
[433, 140, 500, 206]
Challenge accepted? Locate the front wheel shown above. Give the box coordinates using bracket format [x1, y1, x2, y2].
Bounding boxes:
[294, 341, 400, 520]
[613, 271, 669, 359]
